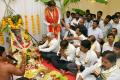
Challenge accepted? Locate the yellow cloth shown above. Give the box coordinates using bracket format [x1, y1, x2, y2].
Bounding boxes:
[101, 65, 118, 80]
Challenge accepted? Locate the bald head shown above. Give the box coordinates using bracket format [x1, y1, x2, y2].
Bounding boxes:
[79, 18, 85, 26]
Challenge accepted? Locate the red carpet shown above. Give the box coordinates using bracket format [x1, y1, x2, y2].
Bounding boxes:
[41, 60, 76, 80]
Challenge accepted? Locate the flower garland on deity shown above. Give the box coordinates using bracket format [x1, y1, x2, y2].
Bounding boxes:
[10, 29, 33, 52]
[1, 14, 23, 30]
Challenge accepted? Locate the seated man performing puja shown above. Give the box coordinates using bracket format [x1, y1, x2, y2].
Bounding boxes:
[38, 32, 59, 60]
[50, 40, 76, 71]
[0, 46, 26, 80]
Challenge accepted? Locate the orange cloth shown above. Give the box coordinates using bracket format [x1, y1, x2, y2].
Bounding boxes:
[45, 7, 61, 38]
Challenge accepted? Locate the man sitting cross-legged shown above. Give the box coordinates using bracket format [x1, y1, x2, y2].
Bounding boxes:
[50, 40, 76, 72]
[38, 32, 59, 61]
[67, 40, 98, 80]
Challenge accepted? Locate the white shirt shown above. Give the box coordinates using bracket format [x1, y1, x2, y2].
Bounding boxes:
[88, 27, 103, 40]
[76, 57, 102, 80]
[64, 29, 76, 38]
[90, 41, 101, 53]
[61, 27, 67, 38]
[99, 21, 112, 38]
[107, 68, 120, 80]
[102, 42, 114, 52]
[38, 38, 59, 53]
[112, 23, 120, 38]
[75, 48, 98, 67]
[70, 18, 81, 26]
[65, 17, 72, 24]
[74, 34, 87, 46]
[60, 43, 76, 62]
[76, 58, 120, 80]
[64, 29, 77, 44]
[84, 20, 93, 29]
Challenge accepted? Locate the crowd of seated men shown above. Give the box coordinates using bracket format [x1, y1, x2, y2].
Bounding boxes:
[37, 10, 120, 80]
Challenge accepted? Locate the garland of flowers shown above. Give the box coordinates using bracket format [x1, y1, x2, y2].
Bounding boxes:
[24, 15, 29, 32]
[1, 15, 23, 30]
[31, 15, 36, 35]
[10, 30, 32, 52]
[36, 14, 40, 33]
[0, 32, 4, 45]
[10, 30, 23, 52]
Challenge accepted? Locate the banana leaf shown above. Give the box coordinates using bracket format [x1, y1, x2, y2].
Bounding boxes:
[63, 0, 80, 7]
[63, 0, 70, 6]
[72, 8, 85, 15]
[96, 0, 108, 4]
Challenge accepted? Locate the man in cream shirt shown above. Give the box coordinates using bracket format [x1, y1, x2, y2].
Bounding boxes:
[102, 33, 115, 53]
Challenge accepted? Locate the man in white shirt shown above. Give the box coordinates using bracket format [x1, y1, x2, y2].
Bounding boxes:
[76, 50, 119, 80]
[63, 24, 77, 44]
[78, 18, 88, 37]
[96, 11, 103, 26]
[88, 20, 103, 41]
[111, 28, 119, 42]
[112, 15, 120, 38]
[38, 32, 59, 59]
[70, 13, 81, 30]
[102, 33, 115, 52]
[50, 40, 76, 71]
[65, 11, 72, 24]
[67, 40, 98, 75]
[84, 14, 93, 29]
[73, 27, 87, 47]
[76, 41, 120, 80]
[88, 35, 101, 57]
[99, 15, 112, 39]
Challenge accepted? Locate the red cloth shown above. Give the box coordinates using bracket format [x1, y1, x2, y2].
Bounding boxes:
[41, 60, 76, 80]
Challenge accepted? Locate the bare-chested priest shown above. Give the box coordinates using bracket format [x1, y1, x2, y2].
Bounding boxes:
[0, 46, 26, 80]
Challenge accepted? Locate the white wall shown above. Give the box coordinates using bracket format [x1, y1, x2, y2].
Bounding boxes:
[0, 0, 48, 41]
